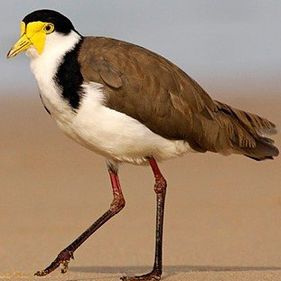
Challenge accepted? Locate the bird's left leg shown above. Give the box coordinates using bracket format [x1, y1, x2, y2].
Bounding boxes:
[35, 160, 125, 276]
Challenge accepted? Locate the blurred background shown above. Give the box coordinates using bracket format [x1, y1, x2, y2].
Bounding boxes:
[1, 1, 281, 280]
[2, 0, 281, 93]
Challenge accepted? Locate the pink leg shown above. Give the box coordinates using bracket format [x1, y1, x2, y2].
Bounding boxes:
[35, 163, 125, 276]
[121, 157, 167, 281]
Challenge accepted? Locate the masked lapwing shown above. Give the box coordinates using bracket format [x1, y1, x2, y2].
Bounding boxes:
[7, 9, 279, 281]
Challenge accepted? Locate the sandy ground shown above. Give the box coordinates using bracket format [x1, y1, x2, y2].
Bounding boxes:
[1, 91, 281, 281]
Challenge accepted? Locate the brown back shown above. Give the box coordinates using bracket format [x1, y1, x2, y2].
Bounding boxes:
[78, 37, 278, 160]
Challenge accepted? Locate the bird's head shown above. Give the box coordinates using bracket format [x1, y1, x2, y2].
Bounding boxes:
[7, 9, 77, 58]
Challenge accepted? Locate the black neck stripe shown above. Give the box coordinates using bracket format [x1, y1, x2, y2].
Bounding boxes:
[54, 38, 84, 110]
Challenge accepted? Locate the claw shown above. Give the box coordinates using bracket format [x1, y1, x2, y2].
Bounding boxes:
[120, 271, 161, 281]
[34, 270, 48, 277]
[34, 249, 74, 276]
[60, 260, 69, 274]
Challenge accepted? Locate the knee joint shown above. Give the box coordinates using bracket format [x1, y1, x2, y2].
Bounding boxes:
[154, 175, 167, 194]
[110, 194, 125, 213]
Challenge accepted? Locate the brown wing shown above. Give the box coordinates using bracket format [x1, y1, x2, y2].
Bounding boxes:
[78, 37, 278, 159]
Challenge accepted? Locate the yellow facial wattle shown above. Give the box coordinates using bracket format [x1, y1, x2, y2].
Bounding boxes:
[20, 21, 25, 36]
[7, 21, 54, 58]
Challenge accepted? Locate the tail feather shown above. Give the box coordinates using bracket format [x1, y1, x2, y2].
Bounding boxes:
[214, 101, 279, 160]
[215, 101, 277, 135]
[242, 136, 279, 161]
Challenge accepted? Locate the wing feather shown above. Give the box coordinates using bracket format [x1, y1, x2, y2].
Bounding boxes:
[78, 37, 278, 159]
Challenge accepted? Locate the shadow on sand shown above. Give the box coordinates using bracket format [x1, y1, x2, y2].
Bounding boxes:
[70, 265, 281, 275]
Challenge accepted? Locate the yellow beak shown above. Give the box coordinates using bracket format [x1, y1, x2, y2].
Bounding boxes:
[7, 34, 32, 58]
[7, 21, 48, 58]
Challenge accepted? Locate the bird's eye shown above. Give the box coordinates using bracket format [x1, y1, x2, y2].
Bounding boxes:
[44, 23, 54, 34]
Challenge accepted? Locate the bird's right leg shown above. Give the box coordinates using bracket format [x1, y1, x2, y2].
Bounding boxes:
[121, 157, 166, 281]
[35, 160, 125, 276]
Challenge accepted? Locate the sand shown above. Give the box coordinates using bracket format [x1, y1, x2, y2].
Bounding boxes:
[1, 91, 281, 280]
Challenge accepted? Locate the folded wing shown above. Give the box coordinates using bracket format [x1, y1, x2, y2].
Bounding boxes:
[78, 37, 279, 160]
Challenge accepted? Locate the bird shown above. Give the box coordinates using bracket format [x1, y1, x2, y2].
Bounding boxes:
[7, 9, 279, 281]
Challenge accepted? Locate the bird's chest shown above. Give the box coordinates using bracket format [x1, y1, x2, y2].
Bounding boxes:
[30, 52, 76, 131]
[30, 57, 112, 152]
[36, 71, 75, 128]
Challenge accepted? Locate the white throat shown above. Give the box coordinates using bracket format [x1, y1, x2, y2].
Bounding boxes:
[27, 30, 82, 123]
[28, 30, 81, 77]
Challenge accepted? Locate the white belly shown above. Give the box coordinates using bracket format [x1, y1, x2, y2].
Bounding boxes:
[55, 83, 193, 165]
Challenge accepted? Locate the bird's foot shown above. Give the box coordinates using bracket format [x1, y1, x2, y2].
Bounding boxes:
[121, 270, 161, 281]
[34, 249, 74, 276]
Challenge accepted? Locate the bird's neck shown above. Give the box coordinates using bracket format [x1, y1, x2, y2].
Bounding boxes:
[28, 31, 82, 81]
[28, 31, 84, 123]
[29, 31, 84, 110]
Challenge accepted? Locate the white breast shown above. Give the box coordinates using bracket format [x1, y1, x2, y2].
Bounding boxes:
[69, 83, 193, 164]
